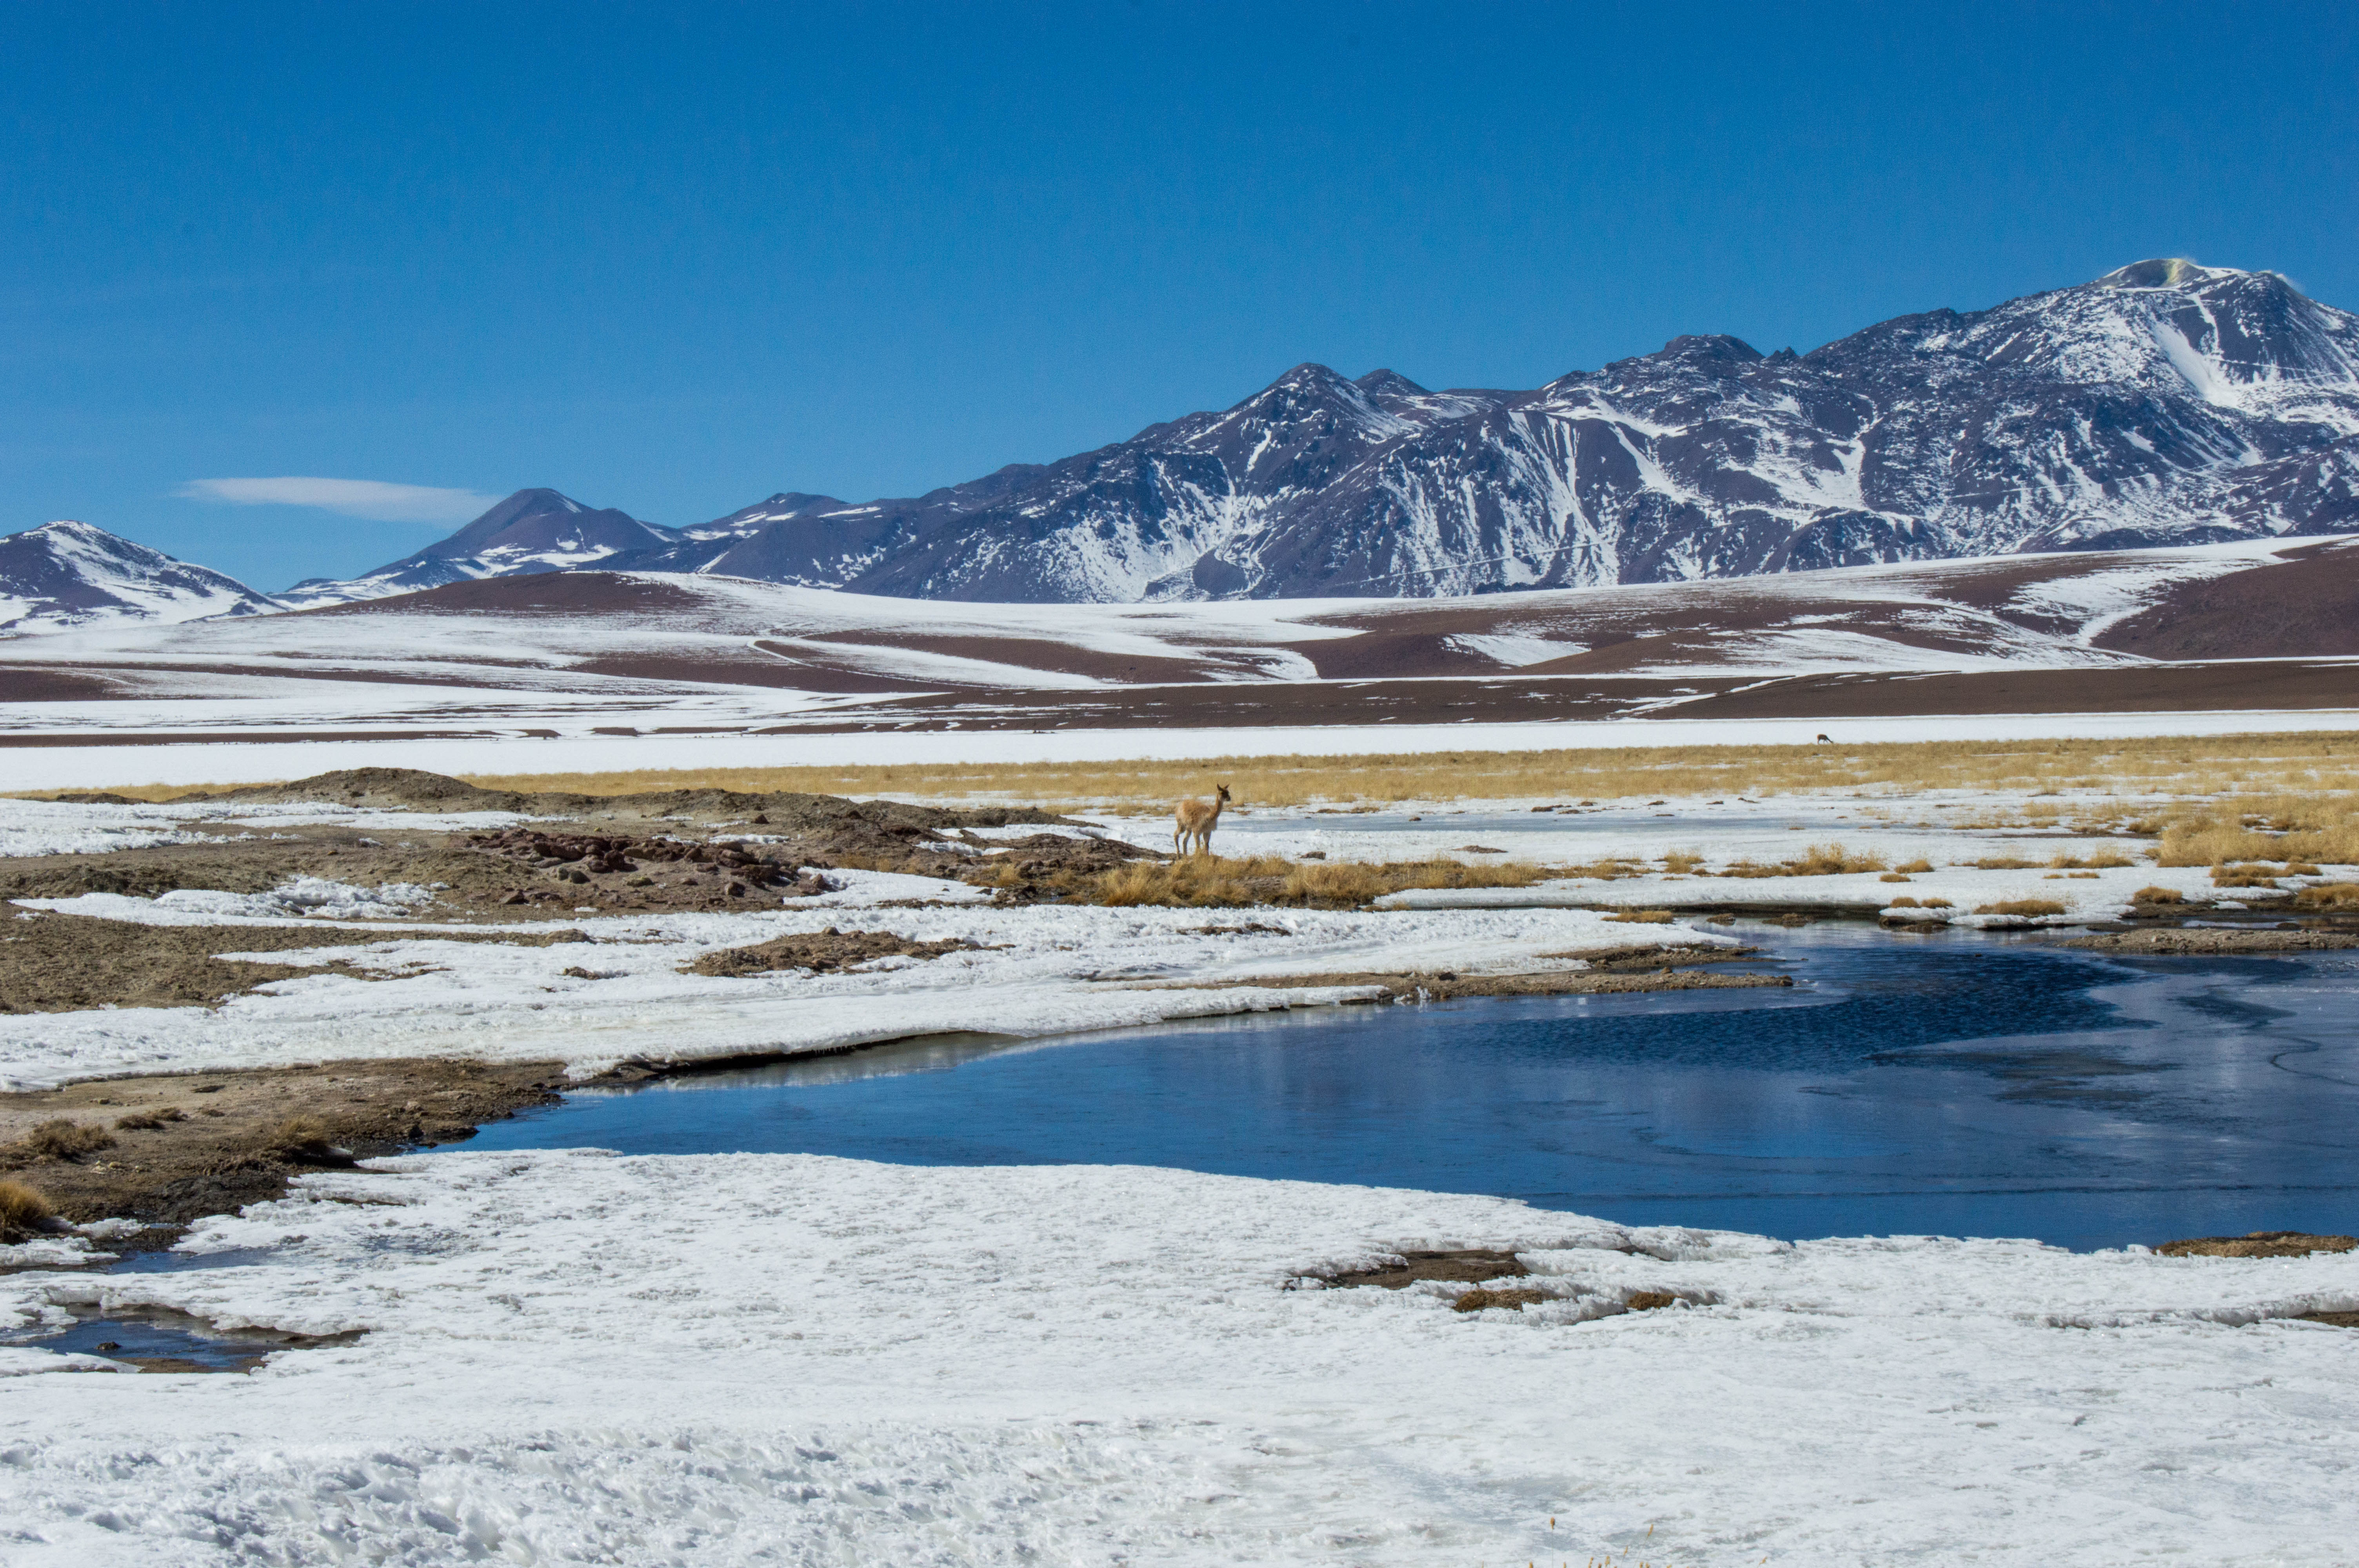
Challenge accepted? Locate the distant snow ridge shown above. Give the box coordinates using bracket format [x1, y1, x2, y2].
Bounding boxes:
[607, 258, 2359, 601]
[0, 520, 280, 637]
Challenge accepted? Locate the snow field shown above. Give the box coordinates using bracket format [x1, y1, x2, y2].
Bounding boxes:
[4, 1151, 2358, 1565]
[9, 701, 2359, 793]
[0, 887, 1726, 1090]
[0, 795, 533, 859]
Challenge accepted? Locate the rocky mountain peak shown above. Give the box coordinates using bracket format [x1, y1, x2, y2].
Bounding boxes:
[0, 519, 276, 635]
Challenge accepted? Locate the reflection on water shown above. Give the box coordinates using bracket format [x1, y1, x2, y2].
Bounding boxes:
[464, 925, 2359, 1250]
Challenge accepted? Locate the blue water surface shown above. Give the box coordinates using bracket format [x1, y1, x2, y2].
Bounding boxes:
[464, 925, 2359, 1250]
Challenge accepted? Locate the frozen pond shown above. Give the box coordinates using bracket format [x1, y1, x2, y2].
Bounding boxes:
[465, 925, 2359, 1250]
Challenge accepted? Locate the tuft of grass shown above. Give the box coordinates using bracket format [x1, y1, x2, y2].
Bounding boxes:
[13, 1119, 116, 1161]
[1975, 899, 2069, 917]
[1892, 858, 1934, 874]
[261, 1116, 337, 1160]
[114, 1107, 188, 1131]
[1451, 1287, 1549, 1313]
[2294, 882, 2359, 909]
[1090, 854, 1564, 909]
[1660, 850, 1706, 875]
[0, 1179, 54, 1242]
[1964, 855, 2040, 870]
[1722, 842, 1886, 879]
[1886, 896, 1921, 908]
[1877, 872, 1913, 883]
[2212, 862, 2283, 889]
[1605, 909, 1675, 924]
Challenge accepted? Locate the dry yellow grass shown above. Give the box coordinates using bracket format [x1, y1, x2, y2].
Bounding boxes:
[1976, 898, 2069, 916]
[1722, 842, 1886, 878]
[2133, 885, 2184, 904]
[0, 1179, 53, 1242]
[9, 1119, 116, 1161]
[1886, 896, 1955, 909]
[1605, 909, 1676, 924]
[2153, 798, 2359, 868]
[1091, 855, 1569, 908]
[2212, 862, 2284, 889]
[36, 729, 2359, 811]
[2294, 882, 2359, 909]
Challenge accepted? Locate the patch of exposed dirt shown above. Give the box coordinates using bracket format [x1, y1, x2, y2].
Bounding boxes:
[0, 912, 590, 1014]
[0, 1057, 562, 1230]
[2297, 1310, 2359, 1328]
[684, 927, 986, 978]
[2155, 1231, 2358, 1259]
[1329, 1249, 1530, 1289]
[1149, 963, 1792, 1001]
[957, 831, 1165, 895]
[2059, 929, 2359, 955]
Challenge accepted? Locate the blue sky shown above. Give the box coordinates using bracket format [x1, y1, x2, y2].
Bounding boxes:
[4, 1, 2354, 590]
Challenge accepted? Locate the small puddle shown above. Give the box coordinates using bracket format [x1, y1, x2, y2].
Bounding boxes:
[9, 1305, 359, 1373]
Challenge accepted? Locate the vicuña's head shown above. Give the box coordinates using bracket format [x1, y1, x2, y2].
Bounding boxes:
[1216, 783, 1232, 804]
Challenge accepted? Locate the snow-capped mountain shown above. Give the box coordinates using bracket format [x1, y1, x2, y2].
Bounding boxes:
[129, 258, 2359, 611]
[0, 520, 278, 636]
[645, 258, 2359, 601]
[279, 488, 675, 608]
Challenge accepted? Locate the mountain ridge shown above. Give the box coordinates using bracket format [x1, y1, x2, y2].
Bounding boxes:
[18, 257, 2359, 622]
[584, 256, 2359, 603]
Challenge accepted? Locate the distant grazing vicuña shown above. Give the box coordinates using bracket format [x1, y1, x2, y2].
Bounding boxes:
[1174, 784, 1232, 858]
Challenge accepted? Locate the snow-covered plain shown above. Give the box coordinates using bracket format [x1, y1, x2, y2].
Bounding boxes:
[4, 1152, 2357, 1566]
[11, 702, 2359, 795]
[0, 888, 1727, 1091]
[8, 790, 2359, 1566]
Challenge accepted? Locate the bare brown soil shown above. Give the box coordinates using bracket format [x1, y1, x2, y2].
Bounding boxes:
[2057, 929, 2359, 955]
[0, 1057, 562, 1229]
[0, 912, 591, 1014]
[685, 928, 985, 978]
[2155, 1231, 2357, 1259]
[0, 666, 130, 702]
[2095, 540, 2359, 660]
[1328, 1248, 1530, 1288]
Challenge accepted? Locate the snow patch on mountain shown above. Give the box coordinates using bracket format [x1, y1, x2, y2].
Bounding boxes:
[0, 521, 278, 637]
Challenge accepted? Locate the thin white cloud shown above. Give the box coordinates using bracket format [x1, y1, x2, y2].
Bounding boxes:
[178, 477, 497, 524]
